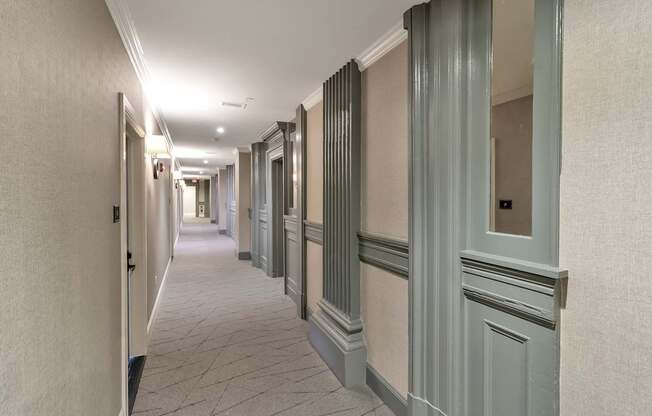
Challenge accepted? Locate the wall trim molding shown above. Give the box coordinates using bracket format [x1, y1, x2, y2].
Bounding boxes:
[147, 256, 171, 338]
[356, 19, 407, 71]
[104, 0, 174, 154]
[302, 87, 323, 110]
[300, 19, 406, 108]
[358, 231, 408, 279]
[462, 285, 556, 329]
[304, 220, 323, 245]
[366, 365, 407, 416]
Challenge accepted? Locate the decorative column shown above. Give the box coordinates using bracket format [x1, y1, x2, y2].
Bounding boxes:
[308, 60, 364, 387]
[250, 142, 267, 268]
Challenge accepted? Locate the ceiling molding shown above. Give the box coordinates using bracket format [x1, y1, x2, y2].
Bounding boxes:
[104, 0, 175, 154]
[302, 86, 323, 110]
[356, 19, 407, 71]
[300, 19, 407, 109]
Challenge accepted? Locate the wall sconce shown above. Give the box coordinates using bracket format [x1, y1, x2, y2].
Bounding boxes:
[146, 134, 171, 180]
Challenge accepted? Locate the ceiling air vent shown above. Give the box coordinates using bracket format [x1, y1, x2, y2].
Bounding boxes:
[220, 101, 247, 110]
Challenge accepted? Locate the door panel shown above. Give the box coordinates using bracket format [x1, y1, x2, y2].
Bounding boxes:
[284, 216, 299, 303]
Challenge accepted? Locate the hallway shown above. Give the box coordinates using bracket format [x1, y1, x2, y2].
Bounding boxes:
[133, 223, 393, 416]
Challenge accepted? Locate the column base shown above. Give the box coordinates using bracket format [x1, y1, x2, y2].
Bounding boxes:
[308, 304, 366, 388]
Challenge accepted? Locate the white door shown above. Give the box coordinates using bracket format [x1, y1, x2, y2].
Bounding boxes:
[183, 186, 197, 218]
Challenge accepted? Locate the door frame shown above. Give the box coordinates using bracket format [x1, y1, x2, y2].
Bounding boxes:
[119, 93, 146, 416]
[267, 148, 285, 278]
[125, 112, 148, 358]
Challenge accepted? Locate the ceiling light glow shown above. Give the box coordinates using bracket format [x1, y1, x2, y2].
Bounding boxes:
[216, 127, 225, 134]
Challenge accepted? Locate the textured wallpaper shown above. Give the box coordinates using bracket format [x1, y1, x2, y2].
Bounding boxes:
[0, 1, 148, 414]
[359, 40, 409, 398]
[560, 1, 652, 414]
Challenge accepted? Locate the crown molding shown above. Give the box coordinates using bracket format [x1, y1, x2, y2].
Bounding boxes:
[105, 0, 174, 154]
[302, 86, 323, 110]
[356, 19, 407, 71]
[300, 19, 407, 109]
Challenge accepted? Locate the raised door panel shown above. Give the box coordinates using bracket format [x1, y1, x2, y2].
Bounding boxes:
[284, 217, 299, 306]
[465, 299, 555, 416]
[259, 209, 268, 270]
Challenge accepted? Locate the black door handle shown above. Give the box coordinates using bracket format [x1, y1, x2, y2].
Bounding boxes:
[127, 251, 136, 272]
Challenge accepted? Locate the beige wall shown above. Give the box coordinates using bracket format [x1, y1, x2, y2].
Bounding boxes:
[361, 42, 409, 240]
[360, 264, 409, 396]
[306, 101, 324, 223]
[147, 160, 172, 317]
[306, 241, 323, 314]
[235, 151, 252, 254]
[360, 40, 409, 398]
[560, 1, 652, 414]
[306, 100, 324, 314]
[0, 1, 146, 414]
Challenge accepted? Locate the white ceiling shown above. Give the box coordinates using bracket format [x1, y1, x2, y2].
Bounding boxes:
[127, 0, 421, 174]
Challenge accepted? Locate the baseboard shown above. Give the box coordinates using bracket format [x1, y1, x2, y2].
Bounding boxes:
[366, 365, 407, 416]
[128, 356, 147, 415]
[147, 256, 171, 338]
[308, 309, 366, 387]
[237, 251, 251, 260]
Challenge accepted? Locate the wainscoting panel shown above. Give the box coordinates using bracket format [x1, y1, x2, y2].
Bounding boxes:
[284, 215, 300, 305]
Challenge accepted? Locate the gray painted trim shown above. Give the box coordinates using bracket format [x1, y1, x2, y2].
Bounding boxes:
[304, 221, 323, 245]
[358, 231, 408, 279]
[366, 365, 407, 416]
[322, 60, 362, 320]
[237, 252, 251, 260]
[308, 310, 366, 388]
[465, 0, 563, 266]
[405, 3, 466, 414]
[462, 285, 556, 329]
[296, 104, 308, 320]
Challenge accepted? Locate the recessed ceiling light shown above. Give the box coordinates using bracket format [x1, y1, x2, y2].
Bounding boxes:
[203, 160, 208, 164]
[199, 171, 204, 174]
[216, 126, 225, 134]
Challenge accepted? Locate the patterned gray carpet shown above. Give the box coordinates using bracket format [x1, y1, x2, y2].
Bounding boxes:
[133, 222, 394, 416]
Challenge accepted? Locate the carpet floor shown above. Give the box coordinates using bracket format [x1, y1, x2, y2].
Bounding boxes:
[133, 222, 395, 416]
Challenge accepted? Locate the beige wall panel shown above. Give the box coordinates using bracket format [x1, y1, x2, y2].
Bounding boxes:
[358, 40, 409, 398]
[361, 264, 409, 398]
[560, 1, 652, 415]
[306, 100, 324, 223]
[0, 1, 146, 414]
[361, 41, 408, 239]
[306, 241, 323, 315]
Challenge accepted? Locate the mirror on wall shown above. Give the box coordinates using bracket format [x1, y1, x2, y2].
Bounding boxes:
[489, 0, 534, 236]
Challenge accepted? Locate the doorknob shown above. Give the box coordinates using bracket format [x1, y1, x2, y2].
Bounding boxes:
[127, 251, 136, 272]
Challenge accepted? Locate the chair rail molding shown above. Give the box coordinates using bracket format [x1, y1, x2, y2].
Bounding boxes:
[304, 221, 323, 245]
[358, 231, 409, 279]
